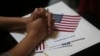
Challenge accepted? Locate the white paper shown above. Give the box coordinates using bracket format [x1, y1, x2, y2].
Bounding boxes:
[46, 31, 83, 47]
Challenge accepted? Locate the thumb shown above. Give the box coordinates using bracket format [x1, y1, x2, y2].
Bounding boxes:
[28, 8, 38, 22]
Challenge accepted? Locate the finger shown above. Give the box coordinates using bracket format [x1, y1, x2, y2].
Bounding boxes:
[38, 8, 47, 18]
[46, 11, 55, 35]
[46, 10, 53, 27]
[29, 8, 46, 22]
[39, 8, 46, 14]
[48, 20, 54, 35]
[36, 8, 48, 23]
[28, 8, 39, 22]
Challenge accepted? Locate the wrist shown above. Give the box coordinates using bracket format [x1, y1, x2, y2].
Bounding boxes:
[19, 18, 28, 25]
[26, 32, 40, 44]
[14, 17, 28, 31]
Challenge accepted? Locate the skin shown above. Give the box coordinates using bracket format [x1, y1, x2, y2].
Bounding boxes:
[0, 8, 54, 56]
[0, 16, 27, 32]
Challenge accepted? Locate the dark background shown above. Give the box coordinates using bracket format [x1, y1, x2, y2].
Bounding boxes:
[0, 0, 100, 55]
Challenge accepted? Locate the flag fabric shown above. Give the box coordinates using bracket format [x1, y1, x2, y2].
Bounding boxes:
[53, 14, 81, 32]
[35, 41, 45, 52]
[35, 14, 81, 52]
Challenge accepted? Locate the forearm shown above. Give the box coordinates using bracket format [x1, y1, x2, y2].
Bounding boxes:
[8, 33, 39, 56]
[0, 16, 27, 31]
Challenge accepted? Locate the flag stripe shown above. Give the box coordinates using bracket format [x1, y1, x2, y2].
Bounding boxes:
[54, 24, 77, 28]
[61, 20, 79, 23]
[55, 23, 78, 26]
[62, 16, 80, 18]
[55, 27, 77, 29]
[55, 24, 78, 27]
[43, 41, 45, 49]
[54, 26, 77, 29]
[63, 15, 80, 18]
[62, 15, 80, 17]
[40, 43, 42, 50]
[60, 22, 79, 24]
[62, 19, 80, 21]
[62, 18, 80, 20]
[54, 29, 74, 32]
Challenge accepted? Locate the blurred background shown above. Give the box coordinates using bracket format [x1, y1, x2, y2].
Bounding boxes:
[49, 0, 100, 30]
[49, 0, 79, 12]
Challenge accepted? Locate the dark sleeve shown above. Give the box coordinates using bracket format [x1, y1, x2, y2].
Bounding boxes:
[0, 30, 18, 54]
[0, 52, 11, 56]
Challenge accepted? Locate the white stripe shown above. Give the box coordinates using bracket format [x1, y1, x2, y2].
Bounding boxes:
[63, 15, 80, 17]
[40, 43, 44, 50]
[55, 24, 77, 27]
[55, 26, 77, 28]
[54, 28, 75, 32]
[55, 27, 75, 30]
[63, 16, 81, 19]
[61, 21, 79, 24]
[62, 19, 80, 21]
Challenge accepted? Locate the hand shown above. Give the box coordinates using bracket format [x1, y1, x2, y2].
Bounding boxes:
[26, 8, 53, 43]
[30, 8, 54, 35]
[46, 10, 54, 35]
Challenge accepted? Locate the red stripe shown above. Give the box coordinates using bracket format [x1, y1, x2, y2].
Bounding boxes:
[60, 14, 80, 17]
[43, 41, 45, 49]
[55, 29, 76, 31]
[36, 44, 39, 50]
[54, 27, 76, 30]
[61, 22, 79, 24]
[40, 43, 42, 50]
[61, 20, 79, 23]
[54, 29, 74, 32]
[36, 41, 45, 51]
[54, 27, 77, 29]
[63, 16, 80, 18]
[55, 23, 78, 26]
[63, 16, 81, 18]
[54, 24, 77, 26]
[55, 24, 77, 27]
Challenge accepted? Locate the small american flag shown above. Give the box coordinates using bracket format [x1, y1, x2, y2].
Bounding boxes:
[53, 14, 81, 32]
[35, 41, 45, 52]
[35, 14, 81, 52]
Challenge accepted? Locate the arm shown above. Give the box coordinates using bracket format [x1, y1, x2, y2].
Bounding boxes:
[8, 32, 41, 56]
[0, 17, 27, 32]
[0, 33, 39, 56]
[7, 8, 53, 56]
